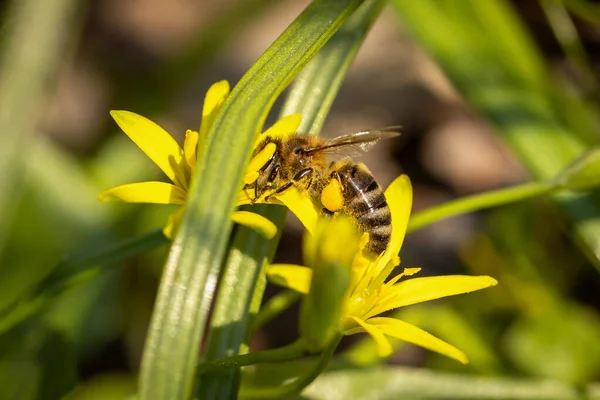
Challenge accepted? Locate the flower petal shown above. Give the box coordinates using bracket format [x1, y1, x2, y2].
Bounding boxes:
[236, 187, 255, 206]
[266, 264, 312, 294]
[368, 317, 468, 364]
[263, 114, 302, 138]
[199, 80, 230, 141]
[98, 182, 187, 205]
[346, 316, 393, 357]
[244, 142, 277, 185]
[163, 206, 185, 239]
[274, 188, 319, 234]
[184, 129, 199, 170]
[231, 210, 277, 239]
[110, 111, 188, 189]
[368, 275, 498, 318]
[381, 175, 412, 263]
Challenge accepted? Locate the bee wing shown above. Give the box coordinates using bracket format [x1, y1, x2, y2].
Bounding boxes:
[305, 126, 401, 157]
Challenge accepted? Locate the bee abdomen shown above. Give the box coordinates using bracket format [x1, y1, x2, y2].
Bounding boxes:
[348, 188, 386, 214]
[356, 205, 392, 254]
[364, 224, 392, 254]
[338, 164, 392, 254]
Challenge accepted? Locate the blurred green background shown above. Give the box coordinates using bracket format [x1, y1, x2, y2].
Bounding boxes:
[1, 0, 600, 398]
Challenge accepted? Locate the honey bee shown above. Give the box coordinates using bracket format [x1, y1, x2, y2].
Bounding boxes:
[248, 127, 400, 254]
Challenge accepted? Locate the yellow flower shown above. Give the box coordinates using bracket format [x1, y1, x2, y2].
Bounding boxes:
[98, 80, 306, 239]
[266, 175, 498, 363]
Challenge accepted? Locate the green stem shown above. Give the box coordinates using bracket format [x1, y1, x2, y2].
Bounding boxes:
[199, 339, 307, 373]
[407, 181, 557, 233]
[250, 290, 302, 333]
[240, 336, 342, 399]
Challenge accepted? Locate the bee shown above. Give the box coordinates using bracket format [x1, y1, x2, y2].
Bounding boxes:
[248, 127, 400, 254]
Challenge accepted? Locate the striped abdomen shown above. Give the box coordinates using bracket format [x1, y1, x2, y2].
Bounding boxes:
[336, 162, 391, 254]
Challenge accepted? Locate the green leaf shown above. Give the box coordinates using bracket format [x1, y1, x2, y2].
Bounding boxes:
[197, 204, 287, 399]
[302, 365, 597, 399]
[196, 2, 385, 398]
[138, 1, 365, 399]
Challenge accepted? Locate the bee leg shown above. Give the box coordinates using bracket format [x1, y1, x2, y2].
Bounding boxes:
[266, 181, 293, 201]
[251, 180, 259, 204]
[265, 168, 313, 201]
[292, 168, 314, 184]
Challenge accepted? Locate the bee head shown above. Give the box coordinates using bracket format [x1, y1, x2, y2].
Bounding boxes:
[279, 136, 324, 179]
[291, 146, 312, 167]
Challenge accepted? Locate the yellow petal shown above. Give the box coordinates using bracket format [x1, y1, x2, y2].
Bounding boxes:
[263, 114, 302, 138]
[244, 142, 277, 185]
[382, 175, 412, 263]
[346, 316, 393, 357]
[368, 317, 468, 364]
[203, 80, 230, 119]
[231, 210, 277, 239]
[184, 129, 199, 169]
[274, 188, 319, 235]
[110, 111, 188, 189]
[236, 187, 255, 206]
[98, 182, 187, 205]
[266, 264, 312, 294]
[199, 80, 230, 141]
[163, 206, 185, 239]
[368, 275, 498, 319]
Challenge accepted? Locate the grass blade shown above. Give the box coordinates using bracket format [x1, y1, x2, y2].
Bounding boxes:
[196, 3, 385, 398]
[303, 365, 597, 399]
[138, 1, 364, 399]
